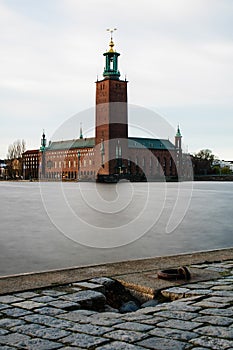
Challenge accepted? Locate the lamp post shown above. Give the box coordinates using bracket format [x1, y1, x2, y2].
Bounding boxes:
[77, 151, 81, 180]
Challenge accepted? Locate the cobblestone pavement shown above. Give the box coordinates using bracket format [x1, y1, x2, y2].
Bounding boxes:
[0, 260, 233, 349]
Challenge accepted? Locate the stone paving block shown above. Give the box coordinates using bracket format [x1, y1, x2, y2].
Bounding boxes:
[211, 290, 233, 297]
[0, 346, 18, 350]
[190, 264, 210, 268]
[0, 329, 9, 335]
[0, 303, 10, 311]
[1, 307, 32, 317]
[48, 299, 81, 310]
[149, 326, 198, 341]
[113, 321, 153, 332]
[60, 290, 106, 310]
[96, 341, 146, 349]
[205, 296, 233, 303]
[193, 315, 233, 326]
[61, 333, 109, 348]
[90, 277, 115, 287]
[92, 311, 122, 318]
[49, 300, 81, 310]
[58, 309, 96, 322]
[210, 278, 232, 284]
[40, 289, 67, 296]
[22, 314, 74, 329]
[105, 329, 147, 342]
[193, 300, 229, 308]
[199, 307, 233, 317]
[161, 287, 190, 300]
[34, 306, 66, 315]
[222, 263, 233, 268]
[137, 336, 187, 350]
[158, 301, 202, 313]
[154, 310, 199, 321]
[0, 332, 31, 347]
[31, 295, 56, 303]
[211, 285, 233, 291]
[157, 319, 202, 331]
[72, 281, 105, 293]
[121, 314, 153, 322]
[177, 295, 204, 303]
[62, 347, 83, 350]
[61, 347, 83, 350]
[140, 317, 165, 325]
[0, 295, 23, 304]
[206, 266, 228, 272]
[0, 318, 25, 328]
[12, 323, 71, 340]
[188, 348, 210, 350]
[12, 300, 45, 310]
[190, 335, 233, 349]
[91, 318, 124, 327]
[133, 306, 162, 315]
[14, 291, 39, 299]
[225, 276, 233, 280]
[19, 337, 62, 349]
[195, 325, 233, 338]
[183, 283, 212, 289]
[70, 323, 113, 336]
[185, 289, 212, 297]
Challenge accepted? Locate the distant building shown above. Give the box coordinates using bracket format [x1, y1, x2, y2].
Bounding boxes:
[23, 36, 184, 182]
[22, 150, 40, 180]
[213, 159, 233, 172]
[0, 160, 7, 179]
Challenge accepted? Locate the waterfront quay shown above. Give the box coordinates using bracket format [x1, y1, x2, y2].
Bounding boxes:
[0, 249, 233, 349]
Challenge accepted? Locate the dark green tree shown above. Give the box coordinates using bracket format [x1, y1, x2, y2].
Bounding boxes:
[194, 149, 215, 165]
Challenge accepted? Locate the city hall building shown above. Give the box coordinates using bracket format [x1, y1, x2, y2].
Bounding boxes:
[23, 36, 182, 182]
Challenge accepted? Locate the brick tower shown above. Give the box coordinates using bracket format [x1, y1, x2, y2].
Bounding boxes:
[95, 30, 128, 181]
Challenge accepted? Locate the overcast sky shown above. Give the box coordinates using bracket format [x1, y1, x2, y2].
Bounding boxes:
[1, 0, 232, 160]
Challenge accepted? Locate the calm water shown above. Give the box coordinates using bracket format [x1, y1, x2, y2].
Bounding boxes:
[0, 181, 232, 276]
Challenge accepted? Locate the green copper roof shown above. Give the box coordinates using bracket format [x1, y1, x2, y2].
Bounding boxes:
[45, 136, 175, 152]
[128, 137, 176, 150]
[46, 137, 95, 151]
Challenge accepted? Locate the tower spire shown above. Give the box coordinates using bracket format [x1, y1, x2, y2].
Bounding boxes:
[79, 123, 83, 139]
[40, 130, 46, 150]
[106, 28, 117, 52]
[176, 124, 182, 137]
[103, 28, 120, 79]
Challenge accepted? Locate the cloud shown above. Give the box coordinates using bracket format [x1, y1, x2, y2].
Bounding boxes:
[0, 0, 232, 159]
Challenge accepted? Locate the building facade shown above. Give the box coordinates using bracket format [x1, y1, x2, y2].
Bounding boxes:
[23, 36, 182, 182]
[22, 150, 39, 180]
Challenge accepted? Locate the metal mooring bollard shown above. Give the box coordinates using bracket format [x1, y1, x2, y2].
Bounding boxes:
[157, 266, 191, 281]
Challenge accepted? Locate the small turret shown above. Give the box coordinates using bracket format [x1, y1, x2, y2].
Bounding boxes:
[80, 123, 83, 139]
[175, 125, 182, 150]
[40, 130, 47, 151]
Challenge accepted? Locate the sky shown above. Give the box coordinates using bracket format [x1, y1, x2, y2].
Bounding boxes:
[0, 0, 233, 160]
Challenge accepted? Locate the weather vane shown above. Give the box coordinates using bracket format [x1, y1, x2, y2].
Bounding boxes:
[106, 28, 117, 41]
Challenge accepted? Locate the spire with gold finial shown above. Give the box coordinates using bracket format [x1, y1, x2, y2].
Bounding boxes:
[107, 28, 116, 52]
[103, 28, 120, 79]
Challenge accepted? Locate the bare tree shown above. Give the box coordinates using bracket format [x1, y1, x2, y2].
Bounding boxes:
[7, 139, 26, 160]
[6, 139, 26, 178]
